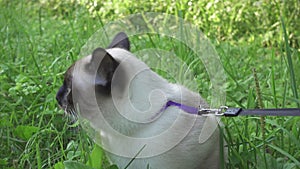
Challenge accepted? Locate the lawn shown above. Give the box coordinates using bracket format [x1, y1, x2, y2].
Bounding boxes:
[0, 0, 299, 169]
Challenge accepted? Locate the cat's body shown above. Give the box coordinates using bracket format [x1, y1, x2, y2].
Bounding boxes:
[56, 32, 222, 169]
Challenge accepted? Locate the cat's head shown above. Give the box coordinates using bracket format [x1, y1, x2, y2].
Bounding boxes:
[56, 32, 130, 116]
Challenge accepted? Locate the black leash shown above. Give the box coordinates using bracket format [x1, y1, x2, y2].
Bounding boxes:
[223, 108, 300, 117]
[198, 106, 300, 117]
[162, 100, 300, 117]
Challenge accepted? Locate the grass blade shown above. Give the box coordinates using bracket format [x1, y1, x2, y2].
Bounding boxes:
[280, 16, 299, 107]
[268, 144, 300, 167]
[124, 144, 147, 169]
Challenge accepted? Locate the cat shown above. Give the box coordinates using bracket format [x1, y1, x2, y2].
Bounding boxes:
[56, 32, 222, 169]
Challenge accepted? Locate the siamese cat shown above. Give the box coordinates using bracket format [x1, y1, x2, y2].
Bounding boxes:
[56, 32, 222, 169]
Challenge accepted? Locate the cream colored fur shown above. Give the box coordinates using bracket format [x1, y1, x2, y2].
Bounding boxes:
[71, 48, 221, 169]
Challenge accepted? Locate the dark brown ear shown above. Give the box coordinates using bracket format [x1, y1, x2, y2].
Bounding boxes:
[89, 48, 119, 87]
[107, 32, 130, 51]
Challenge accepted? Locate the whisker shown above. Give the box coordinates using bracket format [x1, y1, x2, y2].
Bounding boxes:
[65, 106, 78, 124]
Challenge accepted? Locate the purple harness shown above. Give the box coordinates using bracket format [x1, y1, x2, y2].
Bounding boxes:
[162, 100, 199, 115]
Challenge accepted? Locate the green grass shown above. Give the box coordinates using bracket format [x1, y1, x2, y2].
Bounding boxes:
[0, 0, 300, 169]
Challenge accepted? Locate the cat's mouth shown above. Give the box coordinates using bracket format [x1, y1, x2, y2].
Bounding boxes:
[60, 101, 76, 116]
[56, 86, 78, 120]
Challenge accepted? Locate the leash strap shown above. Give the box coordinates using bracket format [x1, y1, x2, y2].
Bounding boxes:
[223, 108, 300, 117]
[163, 100, 300, 117]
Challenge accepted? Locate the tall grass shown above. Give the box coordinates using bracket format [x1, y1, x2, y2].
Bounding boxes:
[0, 0, 299, 169]
[280, 16, 299, 108]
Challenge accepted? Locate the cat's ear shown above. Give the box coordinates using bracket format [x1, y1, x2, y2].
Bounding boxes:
[89, 48, 119, 87]
[107, 32, 130, 51]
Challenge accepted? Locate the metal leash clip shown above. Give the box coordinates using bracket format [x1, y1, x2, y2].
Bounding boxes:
[198, 106, 228, 116]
